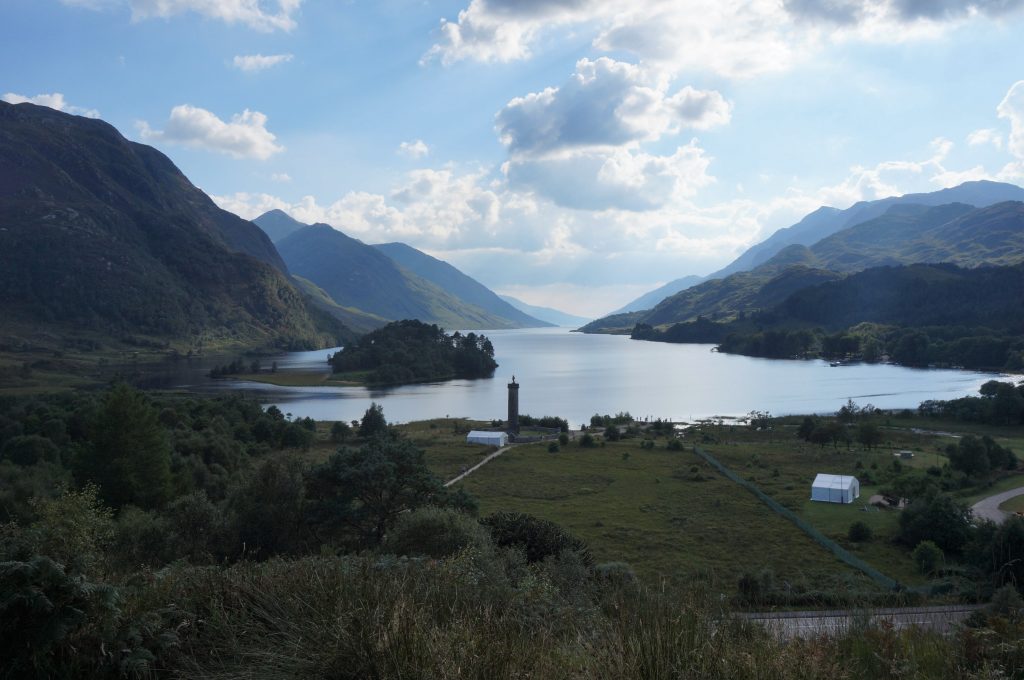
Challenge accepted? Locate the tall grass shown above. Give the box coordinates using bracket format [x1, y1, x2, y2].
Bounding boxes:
[123, 552, 1024, 679]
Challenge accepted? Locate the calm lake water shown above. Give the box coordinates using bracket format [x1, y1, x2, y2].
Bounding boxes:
[171, 328, 1013, 427]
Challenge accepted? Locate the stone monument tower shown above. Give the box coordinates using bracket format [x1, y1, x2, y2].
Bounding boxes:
[507, 375, 520, 435]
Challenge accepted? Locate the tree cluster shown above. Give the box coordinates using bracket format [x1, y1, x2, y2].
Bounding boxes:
[329, 320, 497, 385]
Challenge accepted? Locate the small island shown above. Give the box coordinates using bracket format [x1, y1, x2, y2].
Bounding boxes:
[328, 319, 498, 385]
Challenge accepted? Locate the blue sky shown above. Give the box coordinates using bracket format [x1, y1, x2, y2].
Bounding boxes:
[3, 0, 1024, 316]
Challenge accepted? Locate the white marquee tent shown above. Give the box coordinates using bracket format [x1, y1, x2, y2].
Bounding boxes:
[810, 473, 860, 504]
[466, 431, 508, 447]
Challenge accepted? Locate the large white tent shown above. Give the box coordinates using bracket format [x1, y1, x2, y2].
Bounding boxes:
[810, 473, 860, 504]
[466, 431, 508, 447]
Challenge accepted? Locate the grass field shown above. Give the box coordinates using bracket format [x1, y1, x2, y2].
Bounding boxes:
[448, 438, 873, 589]
[999, 494, 1024, 513]
[297, 410, 1024, 595]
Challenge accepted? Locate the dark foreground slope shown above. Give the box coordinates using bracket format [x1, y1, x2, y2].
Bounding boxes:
[0, 101, 348, 350]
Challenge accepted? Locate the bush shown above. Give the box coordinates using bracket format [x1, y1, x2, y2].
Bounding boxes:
[579, 433, 596, 448]
[603, 425, 621, 441]
[913, 540, 943, 575]
[383, 506, 492, 559]
[482, 511, 593, 566]
[848, 520, 873, 542]
[558, 433, 569, 446]
[548, 442, 560, 453]
[666, 438, 684, 451]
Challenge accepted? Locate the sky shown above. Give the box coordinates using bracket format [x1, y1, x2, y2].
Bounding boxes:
[2, 0, 1024, 317]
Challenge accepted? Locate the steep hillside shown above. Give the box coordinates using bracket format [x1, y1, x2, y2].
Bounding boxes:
[0, 101, 348, 350]
[373, 242, 550, 327]
[254, 209, 305, 243]
[277, 225, 522, 329]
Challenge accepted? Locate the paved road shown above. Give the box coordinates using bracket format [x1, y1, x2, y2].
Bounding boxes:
[444, 444, 515, 487]
[972, 486, 1024, 524]
[742, 605, 980, 639]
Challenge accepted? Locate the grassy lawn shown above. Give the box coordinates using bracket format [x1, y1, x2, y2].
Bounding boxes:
[683, 418, 967, 587]
[449, 438, 870, 589]
[999, 494, 1024, 513]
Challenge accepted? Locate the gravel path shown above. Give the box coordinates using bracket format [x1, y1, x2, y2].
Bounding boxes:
[444, 444, 515, 487]
[971, 486, 1024, 524]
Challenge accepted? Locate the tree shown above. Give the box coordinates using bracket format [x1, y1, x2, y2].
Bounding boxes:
[305, 437, 444, 547]
[358, 402, 388, 438]
[899, 492, 972, 554]
[74, 384, 172, 509]
[330, 420, 352, 442]
[947, 435, 991, 480]
[912, 540, 943, 575]
[856, 422, 883, 450]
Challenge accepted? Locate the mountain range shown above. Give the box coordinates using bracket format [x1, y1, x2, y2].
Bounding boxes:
[260, 216, 551, 330]
[586, 182, 1024, 333]
[0, 101, 348, 351]
[612, 180, 1024, 316]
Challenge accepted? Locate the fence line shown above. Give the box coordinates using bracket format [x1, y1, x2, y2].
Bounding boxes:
[692, 445, 900, 591]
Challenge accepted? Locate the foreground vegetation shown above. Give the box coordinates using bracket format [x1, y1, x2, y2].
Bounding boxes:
[5, 384, 1024, 677]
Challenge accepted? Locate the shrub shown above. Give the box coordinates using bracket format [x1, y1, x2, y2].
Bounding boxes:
[548, 442, 560, 453]
[913, 540, 943, 575]
[383, 506, 492, 559]
[666, 438, 684, 451]
[603, 425, 621, 442]
[330, 421, 352, 442]
[579, 433, 596, 448]
[848, 521, 873, 542]
[558, 433, 569, 446]
[482, 512, 593, 566]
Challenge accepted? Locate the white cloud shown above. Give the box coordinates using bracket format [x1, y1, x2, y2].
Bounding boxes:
[504, 142, 715, 211]
[232, 53, 293, 72]
[997, 80, 1024, 159]
[1, 92, 100, 118]
[493, 58, 725, 210]
[398, 139, 430, 158]
[496, 58, 730, 156]
[271, 172, 291, 182]
[60, 0, 302, 31]
[966, 127, 1003, 150]
[426, 0, 1022, 78]
[137, 104, 284, 159]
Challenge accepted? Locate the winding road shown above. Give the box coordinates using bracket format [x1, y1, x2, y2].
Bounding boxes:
[971, 485, 1024, 524]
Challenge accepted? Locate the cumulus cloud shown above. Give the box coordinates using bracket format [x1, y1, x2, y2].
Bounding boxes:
[997, 80, 1024, 159]
[398, 139, 430, 158]
[966, 127, 1004, 150]
[496, 58, 730, 156]
[60, 0, 302, 31]
[137, 104, 284, 159]
[232, 53, 293, 72]
[271, 172, 291, 182]
[1, 92, 100, 118]
[427, 0, 1023, 78]
[494, 58, 725, 210]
